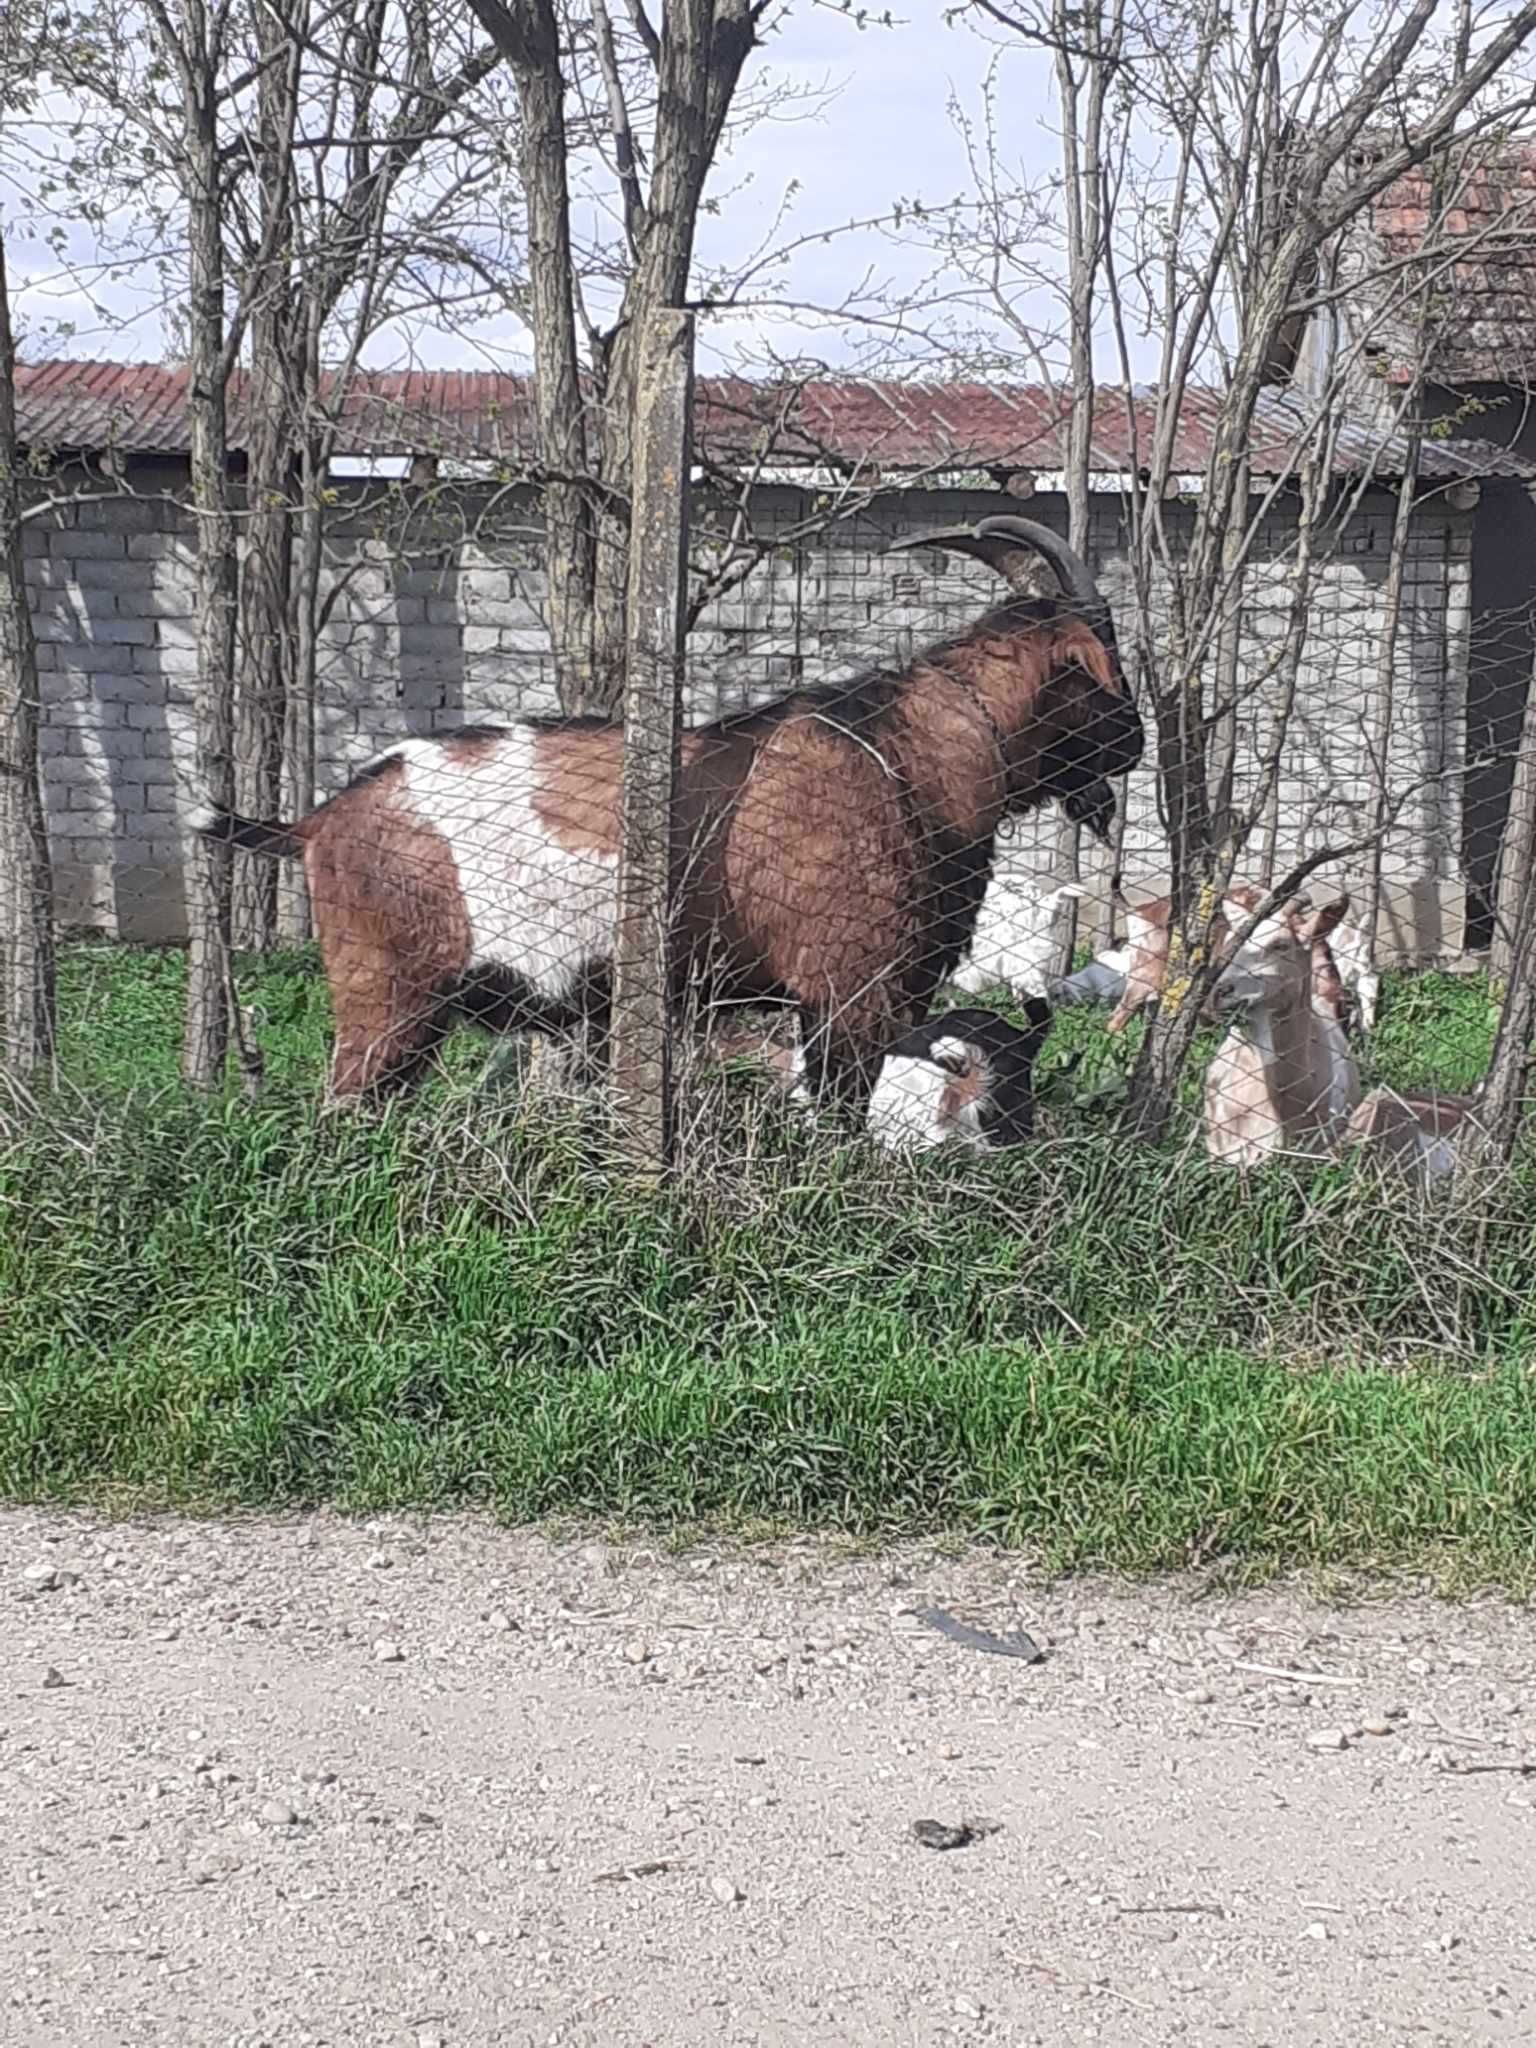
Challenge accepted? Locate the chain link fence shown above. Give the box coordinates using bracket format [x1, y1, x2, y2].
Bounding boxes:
[5, 347, 1536, 1228]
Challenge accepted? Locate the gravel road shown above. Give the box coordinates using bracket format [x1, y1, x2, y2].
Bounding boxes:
[4, 1509, 1535, 2047]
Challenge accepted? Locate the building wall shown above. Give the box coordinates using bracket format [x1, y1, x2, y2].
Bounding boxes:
[22, 465, 1474, 961]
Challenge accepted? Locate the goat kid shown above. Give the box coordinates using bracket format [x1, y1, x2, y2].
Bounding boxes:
[1203, 894, 1361, 1168]
[194, 515, 1140, 1111]
[867, 1003, 1055, 1153]
[710, 1002, 1053, 1155]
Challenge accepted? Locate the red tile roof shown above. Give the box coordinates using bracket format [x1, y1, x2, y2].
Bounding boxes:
[1366, 143, 1536, 385]
[12, 358, 1533, 482]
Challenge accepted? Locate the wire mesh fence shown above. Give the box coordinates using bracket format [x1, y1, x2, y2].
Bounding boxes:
[5, 344, 1536, 1256]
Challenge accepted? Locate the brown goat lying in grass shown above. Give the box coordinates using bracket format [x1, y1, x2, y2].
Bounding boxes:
[195, 514, 1142, 1109]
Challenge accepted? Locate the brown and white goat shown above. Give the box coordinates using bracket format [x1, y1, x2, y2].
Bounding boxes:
[193, 515, 1141, 1108]
[1203, 893, 1362, 1169]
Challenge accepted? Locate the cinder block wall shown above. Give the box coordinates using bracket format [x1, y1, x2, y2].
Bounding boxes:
[22, 468, 1473, 960]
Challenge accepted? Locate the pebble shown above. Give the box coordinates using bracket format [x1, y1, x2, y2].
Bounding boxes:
[1187, 1688, 1216, 1706]
[1307, 1729, 1349, 1752]
[40, 1666, 67, 1690]
[417, 2031, 446, 2048]
[488, 1610, 516, 1634]
[373, 1639, 404, 1664]
[23, 1564, 62, 1591]
[1361, 1715, 1395, 1737]
[954, 1994, 985, 2019]
[366, 1550, 393, 1571]
[710, 1873, 745, 1906]
[259, 1799, 297, 1828]
[624, 1640, 652, 1666]
[1303, 1921, 1331, 1942]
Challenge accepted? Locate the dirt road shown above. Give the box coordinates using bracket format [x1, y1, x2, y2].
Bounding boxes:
[3, 1509, 1533, 2047]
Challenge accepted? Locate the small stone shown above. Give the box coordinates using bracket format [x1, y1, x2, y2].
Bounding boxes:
[1276, 1686, 1310, 1707]
[259, 1799, 297, 1828]
[624, 1640, 652, 1666]
[23, 1564, 61, 1592]
[417, 2031, 446, 2048]
[373, 1638, 404, 1664]
[40, 1666, 67, 1690]
[1188, 1688, 1216, 1706]
[710, 1873, 745, 1906]
[1438, 1930, 1459, 1952]
[954, 1994, 985, 2019]
[1303, 1921, 1331, 1942]
[1307, 1728, 1349, 1752]
[1361, 1715, 1395, 1737]
[366, 1550, 393, 1571]
[301, 1768, 337, 1788]
[488, 1610, 517, 1634]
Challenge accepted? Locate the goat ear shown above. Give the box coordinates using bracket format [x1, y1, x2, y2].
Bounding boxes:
[1299, 892, 1351, 943]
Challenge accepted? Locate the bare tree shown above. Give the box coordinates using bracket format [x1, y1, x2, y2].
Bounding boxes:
[464, 0, 771, 713]
[0, 0, 55, 1084]
[0, 229, 55, 1083]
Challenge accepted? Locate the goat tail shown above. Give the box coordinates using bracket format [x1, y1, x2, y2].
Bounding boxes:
[188, 803, 304, 861]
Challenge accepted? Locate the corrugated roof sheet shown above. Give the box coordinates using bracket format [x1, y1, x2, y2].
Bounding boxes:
[13, 358, 1535, 483]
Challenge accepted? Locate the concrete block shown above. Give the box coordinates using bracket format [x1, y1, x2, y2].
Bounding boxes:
[49, 529, 128, 560]
[90, 494, 172, 533]
[127, 533, 193, 562]
[94, 617, 157, 646]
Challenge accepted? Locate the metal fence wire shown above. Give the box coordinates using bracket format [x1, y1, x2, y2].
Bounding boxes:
[5, 339, 1536, 1205]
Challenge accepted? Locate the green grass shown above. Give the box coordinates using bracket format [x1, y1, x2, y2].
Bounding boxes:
[3, 940, 1536, 1585]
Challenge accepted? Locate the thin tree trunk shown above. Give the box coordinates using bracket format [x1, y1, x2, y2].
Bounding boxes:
[1209, 453, 1250, 857]
[467, 0, 597, 709]
[233, 0, 299, 951]
[1363, 436, 1421, 966]
[233, 351, 294, 949]
[1463, 656, 1536, 1173]
[180, 16, 237, 1089]
[277, 430, 322, 946]
[0, 232, 56, 1081]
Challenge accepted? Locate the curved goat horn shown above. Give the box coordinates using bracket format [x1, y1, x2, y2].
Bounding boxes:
[886, 513, 1122, 663]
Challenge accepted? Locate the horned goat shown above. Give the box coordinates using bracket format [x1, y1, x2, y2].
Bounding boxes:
[192, 515, 1142, 1108]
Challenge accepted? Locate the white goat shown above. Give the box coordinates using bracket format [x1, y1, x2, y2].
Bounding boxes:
[950, 879, 1087, 999]
[1204, 894, 1362, 1169]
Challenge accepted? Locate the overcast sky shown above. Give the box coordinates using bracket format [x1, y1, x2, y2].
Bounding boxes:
[8, 3, 1094, 380]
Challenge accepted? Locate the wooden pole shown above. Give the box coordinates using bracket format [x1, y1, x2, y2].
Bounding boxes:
[611, 307, 694, 1175]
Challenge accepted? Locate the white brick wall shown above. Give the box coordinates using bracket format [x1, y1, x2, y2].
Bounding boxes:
[22, 474, 1476, 959]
